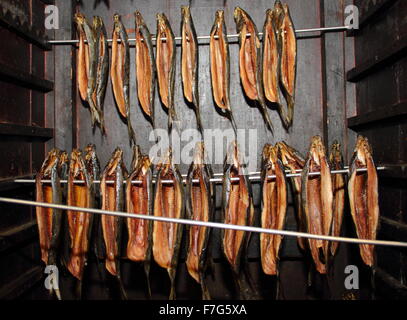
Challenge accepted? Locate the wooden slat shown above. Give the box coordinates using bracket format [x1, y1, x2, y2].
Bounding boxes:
[0, 62, 53, 92]
[0, 123, 53, 140]
[380, 216, 407, 242]
[348, 0, 397, 36]
[347, 35, 407, 82]
[348, 101, 407, 128]
[39, 0, 55, 4]
[0, 266, 43, 300]
[0, 221, 38, 253]
[375, 267, 407, 299]
[0, 6, 50, 50]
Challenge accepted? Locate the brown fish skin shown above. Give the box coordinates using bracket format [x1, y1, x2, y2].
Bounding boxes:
[209, 10, 237, 134]
[348, 136, 379, 267]
[329, 141, 345, 256]
[276, 1, 297, 128]
[185, 142, 213, 299]
[135, 11, 156, 126]
[260, 144, 287, 276]
[35, 149, 62, 300]
[181, 6, 203, 134]
[111, 14, 136, 145]
[301, 136, 333, 274]
[222, 141, 254, 273]
[74, 13, 90, 102]
[100, 148, 127, 277]
[156, 13, 177, 129]
[262, 9, 280, 105]
[36, 149, 62, 266]
[234, 7, 273, 131]
[277, 141, 306, 250]
[66, 149, 94, 281]
[152, 149, 185, 300]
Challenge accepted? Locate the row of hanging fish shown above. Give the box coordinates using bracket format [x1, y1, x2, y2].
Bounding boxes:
[35, 135, 379, 299]
[74, 1, 297, 143]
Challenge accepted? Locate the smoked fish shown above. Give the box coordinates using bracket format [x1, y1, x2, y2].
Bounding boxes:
[275, 1, 297, 128]
[93, 16, 108, 132]
[135, 11, 156, 127]
[111, 14, 136, 145]
[153, 148, 185, 300]
[66, 149, 95, 281]
[209, 10, 237, 134]
[277, 141, 306, 250]
[301, 136, 333, 274]
[262, 9, 280, 106]
[126, 145, 154, 298]
[234, 7, 273, 131]
[100, 147, 128, 299]
[329, 141, 345, 256]
[260, 144, 287, 276]
[348, 136, 379, 266]
[181, 6, 203, 134]
[156, 13, 177, 130]
[74, 13, 103, 130]
[35, 148, 63, 300]
[222, 141, 258, 299]
[185, 142, 214, 300]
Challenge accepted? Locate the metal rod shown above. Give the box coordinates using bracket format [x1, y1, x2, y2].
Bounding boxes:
[0, 196, 404, 248]
[47, 26, 350, 45]
[13, 167, 387, 185]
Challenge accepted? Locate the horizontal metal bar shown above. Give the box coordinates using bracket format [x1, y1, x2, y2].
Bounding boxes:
[0, 196, 405, 248]
[47, 25, 350, 45]
[13, 167, 387, 185]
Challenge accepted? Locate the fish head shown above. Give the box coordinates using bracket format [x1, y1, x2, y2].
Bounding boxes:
[273, 0, 285, 26]
[140, 156, 152, 175]
[84, 144, 97, 161]
[41, 149, 60, 177]
[355, 136, 372, 166]
[69, 149, 85, 178]
[93, 16, 103, 29]
[58, 151, 69, 174]
[277, 141, 305, 170]
[74, 12, 86, 26]
[105, 147, 123, 176]
[156, 13, 170, 34]
[215, 10, 224, 25]
[309, 136, 325, 166]
[234, 7, 246, 26]
[329, 141, 343, 166]
[113, 13, 123, 33]
[181, 6, 191, 23]
[135, 10, 145, 28]
[262, 143, 273, 162]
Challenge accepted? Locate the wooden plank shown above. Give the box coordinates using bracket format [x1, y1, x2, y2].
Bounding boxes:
[0, 123, 53, 140]
[0, 221, 38, 253]
[347, 34, 407, 82]
[0, 4, 50, 50]
[348, 101, 407, 128]
[0, 62, 53, 92]
[380, 216, 407, 242]
[375, 267, 407, 299]
[348, 0, 397, 36]
[0, 266, 43, 300]
[39, 0, 54, 4]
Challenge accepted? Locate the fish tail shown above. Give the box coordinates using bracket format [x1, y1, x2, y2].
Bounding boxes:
[258, 101, 274, 133]
[228, 109, 238, 137]
[286, 95, 294, 127]
[168, 270, 177, 300]
[195, 107, 204, 137]
[144, 261, 152, 299]
[200, 273, 211, 300]
[76, 280, 82, 300]
[127, 118, 137, 146]
[117, 275, 128, 300]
